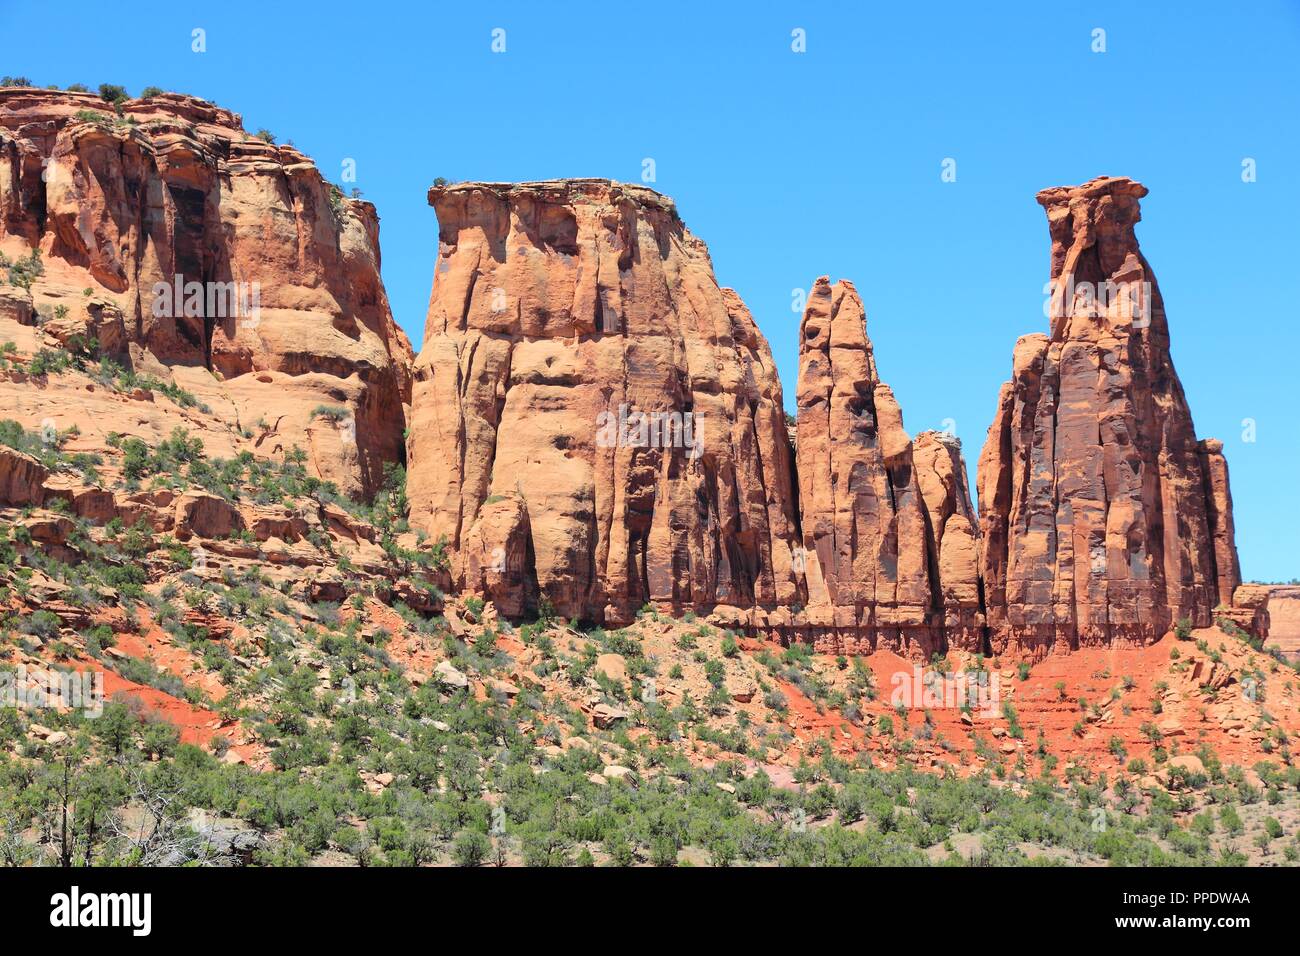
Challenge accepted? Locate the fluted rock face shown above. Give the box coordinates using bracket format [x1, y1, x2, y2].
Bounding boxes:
[793, 278, 979, 657]
[0, 89, 411, 498]
[977, 176, 1240, 655]
[406, 180, 801, 625]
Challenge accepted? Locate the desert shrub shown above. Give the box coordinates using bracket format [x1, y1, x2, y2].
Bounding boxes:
[98, 83, 129, 105]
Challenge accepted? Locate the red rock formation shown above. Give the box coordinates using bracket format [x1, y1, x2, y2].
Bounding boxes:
[0, 89, 411, 498]
[790, 278, 983, 658]
[792, 278, 933, 655]
[1266, 585, 1300, 662]
[406, 179, 802, 625]
[1218, 583, 1270, 641]
[977, 176, 1241, 656]
[0, 445, 48, 506]
[914, 430, 985, 651]
[1197, 438, 1241, 609]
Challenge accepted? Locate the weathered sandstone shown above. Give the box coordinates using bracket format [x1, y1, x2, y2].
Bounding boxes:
[790, 279, 984, 658]
[914, 430, 984, 651]
[1218, 583, 1270, 641]
[792, 277, 935, 656]
[0, 89, 411, 498]
[406, 180, 802, 624]
[0, 445, 47, 506]
[1266, 585, 1300, 662]
[976, 177, 1244, 656]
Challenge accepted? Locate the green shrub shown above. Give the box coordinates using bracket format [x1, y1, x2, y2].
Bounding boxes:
[98, 83, 129, 105]
[451, 829, 489, 866]
[310, 405, 349, 422]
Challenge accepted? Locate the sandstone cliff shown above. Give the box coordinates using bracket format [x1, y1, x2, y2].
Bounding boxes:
[0, 88, 412, 499]
[976, 176, 1242, 655]
[406, 179, 802, 624]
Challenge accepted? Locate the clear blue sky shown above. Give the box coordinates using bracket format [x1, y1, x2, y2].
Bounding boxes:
[5, 1, 1298, 582]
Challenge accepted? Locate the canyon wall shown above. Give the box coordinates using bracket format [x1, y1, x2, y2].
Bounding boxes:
[0, 89, 411, 498]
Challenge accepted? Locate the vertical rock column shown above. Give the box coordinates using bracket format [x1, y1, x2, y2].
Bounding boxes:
[977, 177, 1241, 656]
[914, 430, 985, 652]
[793, 277, 939, 658]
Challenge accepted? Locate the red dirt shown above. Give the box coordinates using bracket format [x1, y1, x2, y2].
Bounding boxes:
[97, 608, 232, 703]
[745, 627, 1299, 779]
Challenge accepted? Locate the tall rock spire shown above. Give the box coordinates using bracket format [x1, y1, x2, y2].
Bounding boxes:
[792, 277, 983, 658]
[977, 176, 1242, 656]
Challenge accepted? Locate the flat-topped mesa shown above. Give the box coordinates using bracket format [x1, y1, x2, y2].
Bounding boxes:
[0, 88, 412, 498]
[406, 178, 802, 625]
[790, 277, 983, 658]
[977, 176, 1247, 657]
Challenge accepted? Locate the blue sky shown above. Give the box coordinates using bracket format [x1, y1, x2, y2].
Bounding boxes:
[4, 1, 1298, 582]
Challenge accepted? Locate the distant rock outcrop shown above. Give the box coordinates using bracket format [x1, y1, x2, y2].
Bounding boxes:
[1266, 585, 1300, 662]
[976, 176, 1245, 656]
